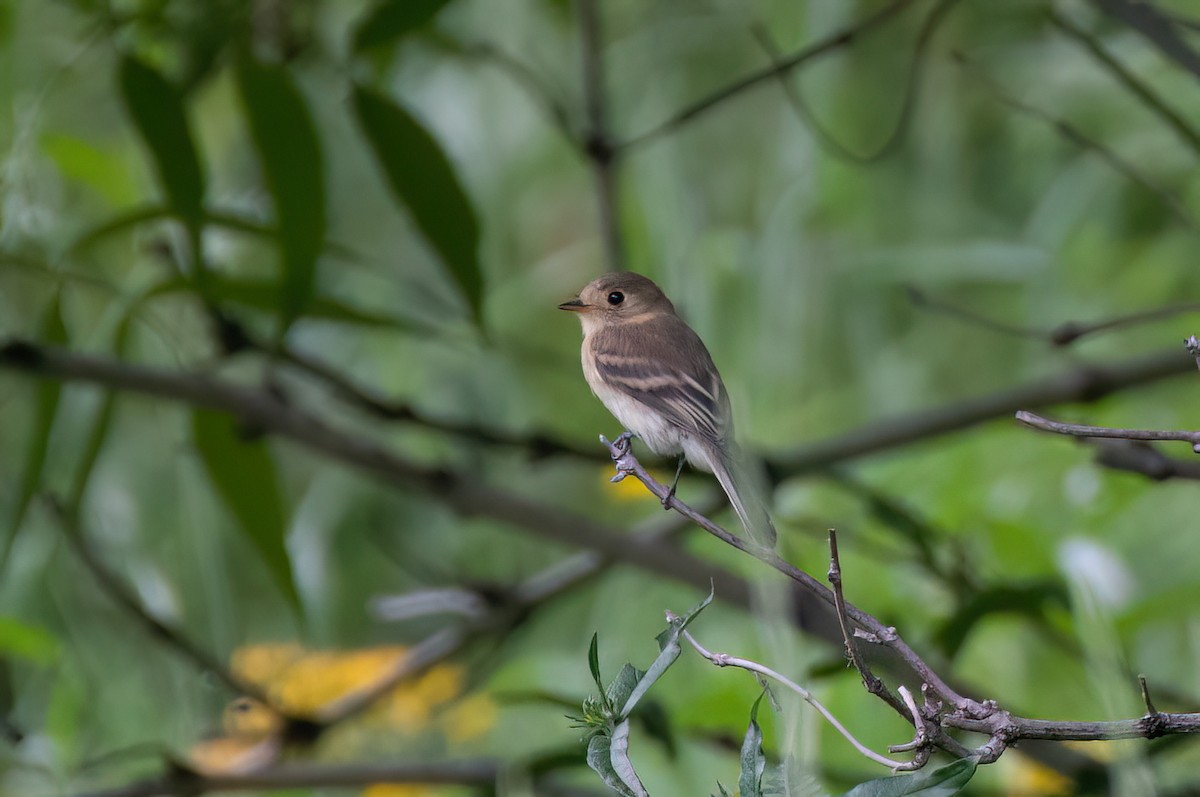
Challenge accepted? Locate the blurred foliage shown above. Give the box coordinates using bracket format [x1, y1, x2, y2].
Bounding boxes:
[1, 0, 1200, 795]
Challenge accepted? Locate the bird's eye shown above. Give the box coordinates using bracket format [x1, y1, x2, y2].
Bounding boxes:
[607, 291, 624, 306]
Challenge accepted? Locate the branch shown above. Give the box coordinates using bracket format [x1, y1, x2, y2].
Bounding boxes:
[678, 626, 916, 770]
[609, 437, 1200, 764]
[617, 0, 917, 153]
[577, 0, 624, 271]
[775, 346, 1194, 474]
[49, 499, 268, 706]
[752, 0, 961, 163]
[1015, 410, 1200, 451]
[907, 287, 1200, 346]
[953, 52, 1198, 229]
[1090, 0, 1200, 81]
[1092, 439, 1200, 481]
[827, 530, 893, 704]
[604, 434, 979, 757]
[0, 339, 849, 666]
[1052, 11, 1200, 156]
[316, 504, 704, 725]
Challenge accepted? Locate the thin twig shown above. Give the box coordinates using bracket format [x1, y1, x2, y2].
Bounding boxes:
[1015, 410, 1200, 451]
[1089, 0, 1200, 81]
[678, 627, 914, 770]
[752, 0, 961, 163]
[953, 51, 1198, 229]
[827, 530, 893, 703]
[907, 287, 1200, 347]
[1052, 10, 1200, 156]
[1139, 675, 1159, 716]
[48, 499, 273, 707]
[776, 345, 1194, 474]
[577, 0, 624, 271]
[617, 0, 917, 153]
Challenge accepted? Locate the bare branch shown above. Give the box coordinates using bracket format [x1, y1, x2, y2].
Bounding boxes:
[604, 435, 982, 742]
[49, 499, 269, 706]
[1093, 439, 1200, 481]
[827, 530, 894, 705]
[907, 287, 1200, 347]
[1052, 11, 1200, 156]
[1089, 0, 1200, 81]
[1015, 410, 1200, 451]
[678, 626, 914, 770]
[953, 52, 1198, 229]
[752, 0, 962, 163]
[777, 346, 1194, 474]
[617, 0, 917, 153]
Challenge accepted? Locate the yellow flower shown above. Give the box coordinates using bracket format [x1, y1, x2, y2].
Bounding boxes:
[438, 693, 497, 743]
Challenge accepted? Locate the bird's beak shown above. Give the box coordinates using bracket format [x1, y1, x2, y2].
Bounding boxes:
[558, 298, 588, 312]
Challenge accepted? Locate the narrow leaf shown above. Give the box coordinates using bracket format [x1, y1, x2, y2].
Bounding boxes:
[588, 632, 606, 701]
[610, 719, 650, 797]
[620, 587, 713, 718]
[191, 410, 300, 610]
[3, 293, 67, 568]
[586, 734, 635, 797]
[843, 756, 978, 797]
[235, 53, 326, 333]
[738, 692, 767, 797]
[118, 56, 205, 225]
[353, 0, 451, 52]
[353, 85, 482, 323]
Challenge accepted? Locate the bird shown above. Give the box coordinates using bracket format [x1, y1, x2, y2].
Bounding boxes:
[559, 271, 775, 547]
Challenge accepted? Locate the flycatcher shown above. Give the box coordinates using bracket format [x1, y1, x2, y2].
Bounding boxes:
[559, 272, 775, 547]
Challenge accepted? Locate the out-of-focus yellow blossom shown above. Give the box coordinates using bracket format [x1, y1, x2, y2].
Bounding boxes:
[602, 466, 668, 503]
[186, 698, 285, 775]
[361, 785, 438, 797]
[438, 692, 497, 743]
[1004, 753, 1076, 796]
[222, 642, 497, 744]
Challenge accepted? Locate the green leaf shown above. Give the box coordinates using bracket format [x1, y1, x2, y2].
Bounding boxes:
[235, 53, 326, 333]
[843, 757, 979, 797]
[352, 85, 482, 323]
[3, 293, 67, 568]
[620, 586, 713, 718]
[0, 617, 59, 665]
[118, 56, 206, 226]
[353, 0, 451, 52]
[738, 692, 767, 797]
[191, 410, 300, 610]
[712, 784, 733, 797]
[588, 632, 606, 703]
[40, 134, 140, 206]
[610, 719, 649, 797]
[586, 734, 635, 797]
[606, 663, 645, 717]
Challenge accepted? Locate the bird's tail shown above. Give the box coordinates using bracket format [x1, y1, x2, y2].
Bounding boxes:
[711, 448, 776, 549]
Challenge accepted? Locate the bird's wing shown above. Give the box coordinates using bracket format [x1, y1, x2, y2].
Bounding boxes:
[591, 317, 731, 445]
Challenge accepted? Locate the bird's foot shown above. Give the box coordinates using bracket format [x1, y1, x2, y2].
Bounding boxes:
[600, 431, 638, 482]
